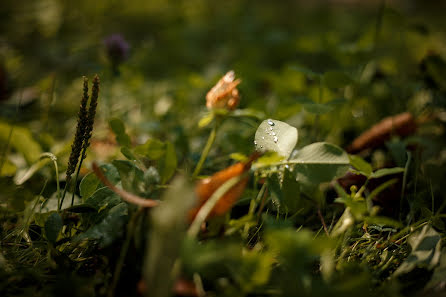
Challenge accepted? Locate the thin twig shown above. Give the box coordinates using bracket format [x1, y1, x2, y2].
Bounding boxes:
[92, 162, 159, 208]
[318, 208, 329, 236]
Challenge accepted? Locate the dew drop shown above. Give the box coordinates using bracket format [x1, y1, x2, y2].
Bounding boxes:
[273, 136, 278, 143]
[269, 127, 273, 131]
[254, 140, 257, 145]
[271, 131, 276, 136]
[285, 164, 289, 169]
[267, 119, 275, 126]
[262, 136, 265, 140]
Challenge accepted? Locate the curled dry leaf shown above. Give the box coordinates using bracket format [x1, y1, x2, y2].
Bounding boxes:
[347, 112, 416, 153]
[206, 70, 241, 110]
[190, 152, 260, 221]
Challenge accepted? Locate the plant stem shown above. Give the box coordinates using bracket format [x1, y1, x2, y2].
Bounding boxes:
[59, 181, 69, 211]
[192, 120, 219, 178]
[71, 149, 87, 206]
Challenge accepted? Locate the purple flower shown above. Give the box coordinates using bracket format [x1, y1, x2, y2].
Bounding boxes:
[103, 34, 130, 65]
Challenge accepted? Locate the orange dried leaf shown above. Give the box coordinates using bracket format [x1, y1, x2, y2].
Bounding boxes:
[190, 153, 259, 221]
[347, 112, 416, 153]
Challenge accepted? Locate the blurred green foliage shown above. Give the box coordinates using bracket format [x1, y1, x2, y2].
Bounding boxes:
[1, 1, 446, 297]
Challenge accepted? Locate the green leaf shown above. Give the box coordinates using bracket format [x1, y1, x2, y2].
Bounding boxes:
[323, 71, 353, 89]
[75, 202, 128, 248]
[134, 138, 166, 160]
[99, 163, 121, 185]
[85, 187, 121, 210]
[44, 212, 63, 244]
[290, 143, 349, 192]
[112, 160, 146, 193]
[349, 155, 373, 177]
[393, 225, 441, 276]
[109, 118, 131, 147]
[254, 119, 298, 158]
[0, 121, 42, 164]
[159, 141, 177, 184]
[79, 172, 100, 200]
[121, 146, 138, 161]
[198, 112, 214, 128]
[281, 168, 302, 213]
[370, 167, 404, 179]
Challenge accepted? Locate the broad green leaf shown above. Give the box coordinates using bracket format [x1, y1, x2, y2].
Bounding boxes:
[99, 163, 120, 185]
[44, 212, 63, 244]
[85, 187, 121, 210]
[349, 155, 372, 177]
[290, 143, 349, 191]
[159, 141, 177, 184]
[370, 167, 404, 179]
[254, 119, 298, 158]
[393, 225, 441, 276]
[121, 146, 138, 161]
[267, 173, 282, 213]
[134, 138, 166, 160]
[281, 168, 302, 213]
[112, 160, 146, 194]
[79, 172, 100, 200]
[75, 202, 128, 248]
[109, 118, 131, 147]
[0, 121, 42, 164]
[323, 71, 353, 89]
